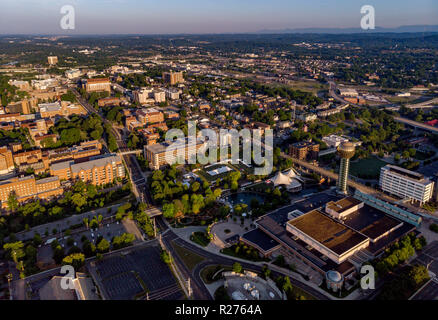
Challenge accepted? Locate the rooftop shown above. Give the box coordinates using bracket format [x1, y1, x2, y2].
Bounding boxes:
[287, 209, 368, 256]
[241, 228, 280, 252]
[382, 164, 427, 183]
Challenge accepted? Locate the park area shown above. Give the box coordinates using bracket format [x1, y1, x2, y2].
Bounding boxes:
[350, 156, 388, 180]
[196, 163, 237, 182]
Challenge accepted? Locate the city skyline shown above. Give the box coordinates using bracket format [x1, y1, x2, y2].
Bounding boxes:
[0, 0, 437, 34]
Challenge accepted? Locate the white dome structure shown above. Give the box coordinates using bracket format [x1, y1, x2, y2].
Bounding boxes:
[285, 168, 303, 182]
[272, 171, 291, 186]
[271, 170, 302, 192]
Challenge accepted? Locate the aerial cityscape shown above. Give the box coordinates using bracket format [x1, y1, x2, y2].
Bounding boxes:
[0, 0, 437, 311]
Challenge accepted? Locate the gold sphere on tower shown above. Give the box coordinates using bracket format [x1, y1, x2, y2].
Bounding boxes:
[337, 142, 355, 159]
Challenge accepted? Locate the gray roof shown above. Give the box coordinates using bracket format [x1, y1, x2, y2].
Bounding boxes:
[71, 155, 121, 173]
[50, 160, 73, 172]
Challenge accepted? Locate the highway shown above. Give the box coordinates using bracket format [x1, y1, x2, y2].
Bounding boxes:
[394, 116, 438, 134]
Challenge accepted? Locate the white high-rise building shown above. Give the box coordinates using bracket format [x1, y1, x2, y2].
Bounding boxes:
[379, 165, 434, 204]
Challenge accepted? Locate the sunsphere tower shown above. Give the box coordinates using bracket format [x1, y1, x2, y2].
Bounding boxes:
[337, 142, 355, 194]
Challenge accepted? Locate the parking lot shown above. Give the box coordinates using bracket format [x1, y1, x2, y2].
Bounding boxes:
[411, 241, 438, 300]
[88, 243, 184, 300]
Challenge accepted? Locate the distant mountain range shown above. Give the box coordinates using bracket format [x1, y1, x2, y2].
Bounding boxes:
[256, 25, 438, 34]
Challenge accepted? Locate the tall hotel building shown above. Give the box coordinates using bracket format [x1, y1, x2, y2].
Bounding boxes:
[379, 165, 434, 204]
[144, 138, 206, 170]
[83, 78, 111, 93]
[0, 175, 63, 208]
[162, 71, 184, 85]
[50, 154, 125, 186]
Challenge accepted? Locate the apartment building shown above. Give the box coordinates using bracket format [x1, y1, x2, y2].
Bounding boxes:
[97, 97, 121, 107]
[38, 101, 87, 118]
[136, 108, 164, 125]
[289, 141, 320, 161]
[0, 147, 14, 175]
[162, 71, 184, 85]
[379, 165, 434, 205]
[0, 175, 63, 208]
[133, 88, 154, 104]
[83, 78, 111, 93]
[65, 69, 81, 79]
[153, 90, 166, 103]
[50, 154, 125, 185]
[45, 140, 102, 164]
[47, 56, 58, 65]
[165, 88, 181, 100]
[144, 138, 206, 170]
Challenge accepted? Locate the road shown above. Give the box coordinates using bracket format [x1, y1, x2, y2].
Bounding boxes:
[279, 152, 398, 202]
[155, 216, 330, 301]
[69, 87, 152, 205]
[326, 78, 360, 107]
[394, 116, 438, 134]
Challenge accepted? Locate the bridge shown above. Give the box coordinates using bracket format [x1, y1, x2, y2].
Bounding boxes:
[280, 152, 398, 202]
[406, 97, 438, 109]
[394, 116, 438, 134]
[118, 149, 143, 156]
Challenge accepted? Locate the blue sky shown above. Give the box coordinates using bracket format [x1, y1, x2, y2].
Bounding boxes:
[1, 0, 437, 34]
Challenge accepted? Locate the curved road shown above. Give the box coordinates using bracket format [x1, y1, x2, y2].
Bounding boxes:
[156, 216, 330, 300]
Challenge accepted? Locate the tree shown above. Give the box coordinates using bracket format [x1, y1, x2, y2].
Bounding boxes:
[232, 262, 243, 274]
[7, 192, 19, 211]
[160, 250, 172, 265]
[409, 265, 430, 287]
[162, 203, 175, 219]
[62, 253, 85, 270]
[71, 193, 87, 210]
[97, 238, 110, 253]
[3, 241, 25, 264]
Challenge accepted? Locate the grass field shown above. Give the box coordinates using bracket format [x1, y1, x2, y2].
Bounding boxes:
[350, 156, 388, 179]
[190, 231, 211, 247]
[171, 241, 205, 271]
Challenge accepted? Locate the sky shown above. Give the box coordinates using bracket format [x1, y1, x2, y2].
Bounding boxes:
[0, 0, 437, 34]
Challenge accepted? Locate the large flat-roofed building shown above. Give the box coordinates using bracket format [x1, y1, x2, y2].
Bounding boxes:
[338, 88, 358, 97]
[38, 101, 87, 118]
[162, 71, 184, 85]
[379, 164, 434, 204]
[83, 78, 111, 93]
[144, 138, 206, 170]
[45, 140, 102, 164]
[0, 175, 63, 208]
[50, 154, 124, 185]
[253, 192, 417, 278]
[136, 108, 164, 125]
[286, 209, 369, 265]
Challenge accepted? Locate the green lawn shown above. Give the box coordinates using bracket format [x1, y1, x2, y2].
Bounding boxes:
[171, 241, 205, 272]
[350, 156, 388, 179]
[190, 231, 211, 247]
